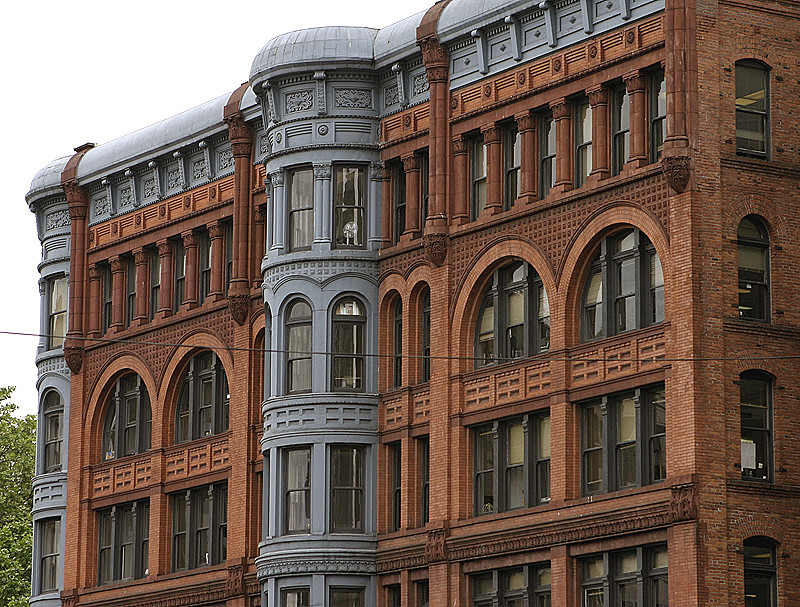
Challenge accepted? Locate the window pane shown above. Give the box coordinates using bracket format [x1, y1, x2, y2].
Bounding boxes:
[331, 589, 364, 607]
[283, 588, 310, 607]
[736, 65, 767, 112]
[334, 167, 365, 247]
[585, 404, 603, 448]
[585, 269, 603, 339]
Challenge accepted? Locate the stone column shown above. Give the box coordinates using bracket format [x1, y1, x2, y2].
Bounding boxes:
[380, 165, 392, 247]
[515, 112, 537, 200]
[587, 86, 610, 180]
[402, 154, 421, 239]
[368, 162, 384, 250]
[157, 240, 173, 319]
[551, 98, 573, 193]
[208, 222, 224, 301]
[624, 71, 648, 167]
[269, 170, 286, 251]
[481, 124, 502, 215]
[252, 205, 266, 289]
[419, 37, 449, 227]
[313, 163, 332, 245]
[451, 137, 469, 225]
[109, 256, 125, 333]
[63, 182, 88, 372]
[133, 249, 148, 326]
[182, 231, 198, 310]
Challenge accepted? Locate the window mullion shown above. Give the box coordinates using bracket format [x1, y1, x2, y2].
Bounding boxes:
[600, 397, 610, 494]
[184, 491, 192, 569]
[492, 423, 500, 513]
[522, 416, 531, 508]
[634, 233, 643, 329]
[600, 242, 610, 338]
[635, 547, 645, 607]
[188, 363, 196, 441]
[110, 506, 119, 581]
[634, 389, 643, 488]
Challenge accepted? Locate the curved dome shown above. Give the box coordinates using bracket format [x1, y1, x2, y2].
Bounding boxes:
[437, 0, 533, 41]
[374, 10, 426, 66]
[250, 26, 378, 84]
[26, 156, 70, 203]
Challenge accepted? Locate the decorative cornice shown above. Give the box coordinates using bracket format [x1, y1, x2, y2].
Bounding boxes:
[258, 558, 377, 577]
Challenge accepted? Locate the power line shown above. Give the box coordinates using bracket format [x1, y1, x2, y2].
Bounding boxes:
[2, 329, 797, 365]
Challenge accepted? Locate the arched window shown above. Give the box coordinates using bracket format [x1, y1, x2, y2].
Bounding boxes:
[175, 351, 229, 443]
[738, 216, 769, 321]
[102, 374, 151, 462]
[475, 261, 549, 367]
[331, 298, 366, 391]
[740, 370, 772, 481]
[736, 60, 769, 158]
[286, 300, 313, 394]
[744, 537, 776, 607]
[421, 288, 431, 383]
[581, 229, 664, 341]
[393, 298, 403, 389]
[41, 391, 63, 473]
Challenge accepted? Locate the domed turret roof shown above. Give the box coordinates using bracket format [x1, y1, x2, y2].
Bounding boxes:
[26, 155, 70, 204]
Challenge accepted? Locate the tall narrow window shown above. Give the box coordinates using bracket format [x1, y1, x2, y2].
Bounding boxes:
[334, 166, 366, 248]
[421, 288, 431, 383]
[48, 276, 68, 349]
[39, 518, 60, 593]
[475, 262, 549, 368]
[744, 537, 776, 607]
[331, 446, 365, 533]
[125, 256, 136, 328]
[393, 162, 406, 244]
[575, 98, 593, 187]
[285, 447, 311, 534]
[737, 216, 769, 321]
[418, 435, 429, 525]
[611, 86, 630, 175]
[581, 229, 664, 341]
[173, 239, 185, 314]
[735, 60, 769, 157]
[504, 124, 521, 209]
[171, 483, 226, 570]
[42, 391, 63, 473]
[101, 264, 112, 334]
[471, 134, 487, 220]
[197, 229, 211, 303]
[223, 220, 233, 296]
[474, 426, 495, 514]
[98, 500, 149, 584]
[740, 371, 772, 481]
[288, 168, 314, 251]
[390, 442, 401, 531]
[149, 249, 160, 321]
[286, 300, 312, 394]
[331, 298, 365, 392]
[540, 112, 556, 198]
[419, 150, 430, 227]
[650, 70, 666, 162]
[393, 298, 403, 388]
[175, 351, 229, 443]
[102, 374, 151, 462]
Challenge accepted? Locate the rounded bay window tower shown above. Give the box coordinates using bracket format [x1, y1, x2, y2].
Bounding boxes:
[250, 26, 382, 607]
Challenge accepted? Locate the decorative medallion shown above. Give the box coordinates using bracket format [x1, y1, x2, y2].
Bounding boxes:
[451, 96, 459, 110]
[143, 178, 157, 198]
[184, 196, 191, 208]
[317, 124, 329, 136]
[518, 70, 526, 85]
[662, 155, 691, 193]
[403, 114, 412, 128]
[135, 214, 141, 226]
[94, 195, 110, 216]
[45, 210, 70, 231]
[285, 90, 314, 113]
[384, 84, 400, 106]
[423, 233, 448, 266]
[218, 149, 234, 170]
[483, 83, 492, 97]
[276, 132, 283, 144]
[412, 73, 429, 95]
[626, 29, 636, 44]
[160, 205, 166, 217]
[335, 89, 372, 109]
[553, 57, 562, 72]
[589, 44, 598, 58]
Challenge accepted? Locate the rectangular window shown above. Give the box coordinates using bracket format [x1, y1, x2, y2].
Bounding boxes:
[223, 220, 233, 296]
[419, 150, 430, 227]
[197, 228, 211, 303]
[101, 264, 112, 334]
[471, 134, 487, 220]
[173, 239, 185, 314]
[390, 442, 401, 531]
[735, 61, 769, 157]
[419, 435, 430, 525]
[582, 546, 667, 607]
[282, 587, 310, 607]
[417, 580, 430, 607]
[331, 588, 364, 607]
[581, 384, 666, 495]
[471, 564, 551, 607]
[649, 70, 666, 162]
[393, 163, 406, 244]
[125, 256, 136, 328]
[39, 518, 60, 593]
[575, 98, 593, 187]
[611, 86, 630, 175]
[149, 249, 160, 321]
[334, 166, 366, 248]
[47, 276, 67, 349]
[43, 395, 63, 473]
[98, 499, 149, 584]
[474, 413, 550, 515]
[288, 168, 314, 251]
[285, 448, 311, 534]
[504, 124, 521, 209]
[170, 483, 226, 571]
[539, 112, 556, 198]
[740, 372, 772, 481]
[331, 446, 365, 533]
[393, 300, 403, 388]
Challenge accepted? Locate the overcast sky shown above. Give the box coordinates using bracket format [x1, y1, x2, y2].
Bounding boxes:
[1, 0, 434, 417]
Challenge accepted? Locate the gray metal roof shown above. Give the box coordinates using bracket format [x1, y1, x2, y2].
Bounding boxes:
[437, 0, 534, 41]
[75, 93, 231, 182]
[250, 26, 379, 83]
[26, 156, 70, 204]
[373, 10, 427, 67]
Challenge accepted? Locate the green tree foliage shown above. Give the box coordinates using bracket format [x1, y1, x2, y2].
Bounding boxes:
[0, 387, 36, 607]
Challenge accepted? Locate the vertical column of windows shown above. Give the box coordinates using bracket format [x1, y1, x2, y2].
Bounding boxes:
[197, 228, 211, 303]
[418, 436, 430, 526]
[611, 85, 630, 175]
[390, 442, 401, 531]
[421, 289, 431, 383]
[149, 249, 160, 321]
[48, 276, 68, 349]
[393, 162, 406, 244]
[173, 239, 186, 314]
[330, 446, 365, 533]
[393, 299, 403, 388]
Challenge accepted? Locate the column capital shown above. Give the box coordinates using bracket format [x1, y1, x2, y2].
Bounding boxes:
[586, 85, 609, 107]
[452, 136, 469, 155]
[133, 249, 147, 264]
[401, 153, 420, 172]
[623, 70, 647, 93]
[109, 256, 125, 274]
[480, 123, 501, 143]
[515, 112, 537, 132]
[182, 231, 197, 248]
[550, 98, 572, 120]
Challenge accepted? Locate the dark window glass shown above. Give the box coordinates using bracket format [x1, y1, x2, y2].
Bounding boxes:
[331, 588, 364, 607]
[43, 391, 63, 473]
[471, 134, 487, 220]
[97, 500, 149, 584]
[197, 228, 211, 303]
[331, 446, 365, 533]
[48, 276, 68, 349]
[101, 264, 112, 334]
[540, 112, 556, 198]
[421, 288, 431, 383]
[125, 256, 136, 328]
[419, 435, 430, 525]
[174, 351, 229, 443]
[419, 150, 430, 226]
[332, 298, 366, 392]
[740, 371, 772, 481]
[149, 249, 160, 321]
[286, 300, 312, 394]
[575, 98, 593, 187]
[744, 537, 776, 607]
[173, 239, 185, 314]
[393, 298, 403, 388]
[390, 442, 401, 531]
[582, 546, 667, 607]
[735, 61, 769, 157]
[285, 448, 311, 534]
[102, 374, 151, 462]
[611, 86, 630, 175]
[393, 163, 406, 244]
[170, 483, 226, 571]
[334, 166, 366, 248]
[39, 518, 60, 593]
[223, 220, 233, 296]
[504, 125, 521, 209]
[471, 564, 551, 607]
[737, 216, 769, 321]
[282, 588, 310, 607]
[649, 70, 666, 162]
[289, 168, 314, 251]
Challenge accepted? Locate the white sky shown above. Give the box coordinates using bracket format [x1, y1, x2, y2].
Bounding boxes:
[1, 0, 434, 417]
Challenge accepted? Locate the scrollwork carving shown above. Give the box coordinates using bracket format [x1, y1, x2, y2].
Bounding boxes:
[662, 155, 691, 193]
[424, 233, 448, 266]
[425, 528, 448, 563]
[229, 294, 250, 326]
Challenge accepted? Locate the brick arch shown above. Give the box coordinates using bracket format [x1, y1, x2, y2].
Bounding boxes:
[723, 194, 786, 249]
[156, 329, 234, 447]
[733, 516, 785, 545]
[450, 238, 558, 375]
[86, 352, 158, 461]
[558, 202, 670, 347]
[379, 287, 404, 393]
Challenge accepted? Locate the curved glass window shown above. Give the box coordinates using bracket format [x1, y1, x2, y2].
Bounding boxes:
[175, 351, 229, 443]
[475, 262, 549, 367]
[332, 298, 366, 391]
[42, 391, 63, 473]
[581, 229, 664, 341]
[288, 168, 314, 251]
[738, 216, 769, 321]
[286, 300, 312, 394]
[102, 374, 151, 461]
